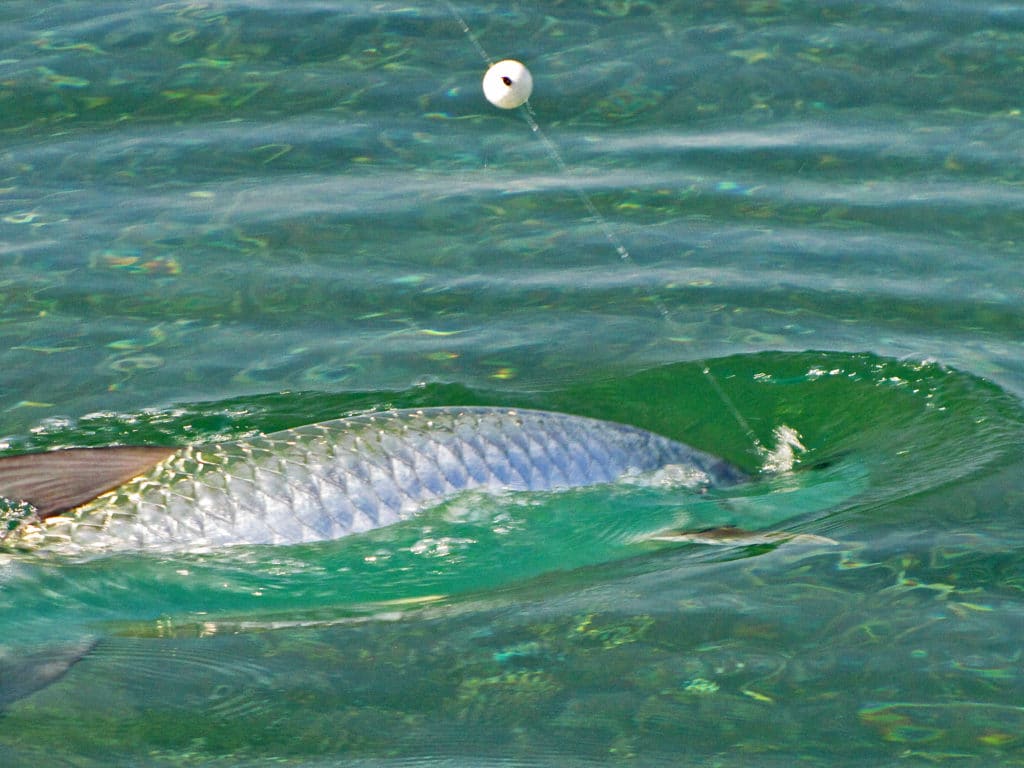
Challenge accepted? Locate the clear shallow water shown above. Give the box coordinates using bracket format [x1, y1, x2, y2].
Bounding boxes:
[1, 1, 1023, 766]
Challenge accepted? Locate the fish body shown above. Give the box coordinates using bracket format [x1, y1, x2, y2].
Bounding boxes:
[1, 407, 744, 554]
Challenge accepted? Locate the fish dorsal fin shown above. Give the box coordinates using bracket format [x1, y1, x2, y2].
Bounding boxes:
[0, 446, 176, 518]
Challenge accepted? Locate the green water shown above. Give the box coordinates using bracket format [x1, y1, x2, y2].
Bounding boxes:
[1, 1, 1023, 766]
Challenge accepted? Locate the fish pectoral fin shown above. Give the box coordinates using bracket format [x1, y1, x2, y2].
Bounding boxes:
[0, 445, 176, 518]
[647, 525, 838, 547]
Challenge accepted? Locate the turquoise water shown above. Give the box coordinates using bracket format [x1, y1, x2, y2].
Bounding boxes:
[2, 1, 1023, 765]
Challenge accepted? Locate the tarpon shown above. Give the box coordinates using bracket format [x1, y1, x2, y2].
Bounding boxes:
[0, 406, 745, 554]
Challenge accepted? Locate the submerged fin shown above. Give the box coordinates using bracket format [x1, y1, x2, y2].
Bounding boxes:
[0, 446, 176, 518]
[648, 525, 838, 547]
[0, 638, 98, 710]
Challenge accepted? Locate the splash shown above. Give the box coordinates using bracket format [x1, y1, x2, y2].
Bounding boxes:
[760, 424, 807, 474]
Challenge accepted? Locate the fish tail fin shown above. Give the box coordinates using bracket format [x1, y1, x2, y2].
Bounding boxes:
[0, 638, 98, 710]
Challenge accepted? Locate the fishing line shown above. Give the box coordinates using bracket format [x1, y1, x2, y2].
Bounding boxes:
[443, 2, 767, 459]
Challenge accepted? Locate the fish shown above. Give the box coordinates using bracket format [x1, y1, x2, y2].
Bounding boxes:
[0, 406, 746, 554]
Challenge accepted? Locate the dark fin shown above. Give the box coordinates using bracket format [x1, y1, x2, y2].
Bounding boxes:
[0, 446, 176, 518]
[0, 638, 97, 710]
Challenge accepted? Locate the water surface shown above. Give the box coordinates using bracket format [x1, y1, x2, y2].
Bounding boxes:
[1, 1, 1023, 766]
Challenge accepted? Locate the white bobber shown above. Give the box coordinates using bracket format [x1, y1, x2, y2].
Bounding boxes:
[482, 59, 533, 109]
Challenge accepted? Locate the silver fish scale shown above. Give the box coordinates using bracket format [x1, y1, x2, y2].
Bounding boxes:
[18, 407, 740, 553]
